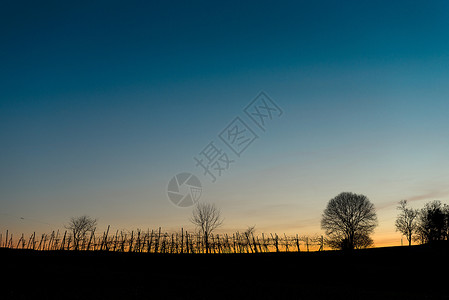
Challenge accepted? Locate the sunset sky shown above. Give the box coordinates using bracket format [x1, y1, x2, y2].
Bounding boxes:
[1, 0, 449, 247]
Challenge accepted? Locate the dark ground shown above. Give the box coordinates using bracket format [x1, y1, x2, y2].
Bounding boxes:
[2, 243, 448, 300]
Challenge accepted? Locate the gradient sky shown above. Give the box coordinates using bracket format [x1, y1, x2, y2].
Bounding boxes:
[1, 0, 449, 246]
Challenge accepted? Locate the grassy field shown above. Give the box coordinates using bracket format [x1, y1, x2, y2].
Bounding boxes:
[2, 243, 448, 299]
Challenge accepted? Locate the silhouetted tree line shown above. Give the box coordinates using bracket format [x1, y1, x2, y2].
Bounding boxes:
[4, 195, 446, 253]
[396, 200, 449, 245]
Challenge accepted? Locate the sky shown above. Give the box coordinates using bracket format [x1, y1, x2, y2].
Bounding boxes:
[1, 0, 449, 247]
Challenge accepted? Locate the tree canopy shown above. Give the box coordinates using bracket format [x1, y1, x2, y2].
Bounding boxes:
[321, 192, 378, 250]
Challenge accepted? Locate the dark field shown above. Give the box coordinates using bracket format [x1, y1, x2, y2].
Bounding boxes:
[2, 243, 448, 300]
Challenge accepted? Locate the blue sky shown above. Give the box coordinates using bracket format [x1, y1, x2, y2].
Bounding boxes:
[1, 0, 449, 245]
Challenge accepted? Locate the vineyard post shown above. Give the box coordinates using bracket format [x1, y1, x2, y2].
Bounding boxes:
[19, 234, 24, 248]
[217, 234, 222, 253]
[7, 234, 10, 248]
[161, 233, 166, 254]
[148, 230, 153, 253]
[87, 229, 95, 251]
[213, 234, 217, 254]
[234, 233, 239, 253]
[128, 231, 134, 253]
[53, 230, 60, 250]
[142, 230, 147, 253]
[235, 233, 241, 253]
[260, 233, 264, 252]
[274, 234, 279, 252]
[165, 233, 169, 253]
[261, 233, 266, 252]
[180, 228, 184, 254]
[295, 234, 300, 252]
[191, 233, 195, 254]
[270, 233, 279, 252]
[16, 234, 23, 249]
[189, 232, 195, 254]
[93, 233, 98, 250]
[224, 234, 229, 253]
[54, 230, 59, 250]
[186, 232, 191, 254]
[32, 232, 36, 250]
[136, 230, 141, 252]
[60, 231, 66, 250]
[284, 233, 289, 252]
[47, 232, 54, 250]
[160, 233, 164, 253]
[186, 233, 190, 254]
[256, 235, 262, 253]
[244, 233, 250, 253]
[155, 227, 161, 253]
[133, 230, 138, 252]
[112, 230, 118, 252]
[120, 232, 125, 252]
[42, 233, 48, 250]
[26, 233, 32, 249]
[252, 233, 258, 253]
[215, 234, 220, 253]
[153, 231, 158, 254]
[41, 233, 47, 250]
[101, 225, 110, 251]
[38, 234, 44, 250]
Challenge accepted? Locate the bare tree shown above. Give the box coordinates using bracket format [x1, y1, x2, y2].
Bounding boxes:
[65, 215, 97, 250]
[321, 192, 378, 250]
[415, 200, 448, 244]
[395, 200, 418, 246]
[190, 203, 223, 253]
[244, 225, 256, 237]
[242, 225, 256, 252]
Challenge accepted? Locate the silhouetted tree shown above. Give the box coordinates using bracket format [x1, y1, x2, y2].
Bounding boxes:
[321, 192, 378, 250]
[242, 225, 256, 252]
[190, 203, 223, 253]
[244, 225, 256, 237]
[65, 215, 97, 250]
[395, 200, 419, 246]
[416, 200, 448, 244]
[445, 204, 449, 240]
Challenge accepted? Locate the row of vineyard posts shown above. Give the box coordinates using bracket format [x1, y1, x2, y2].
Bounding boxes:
[0, 227, 325, 253]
